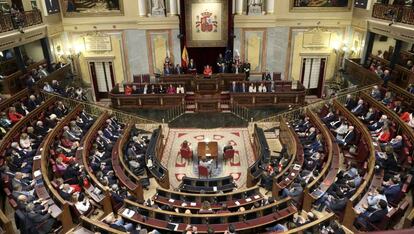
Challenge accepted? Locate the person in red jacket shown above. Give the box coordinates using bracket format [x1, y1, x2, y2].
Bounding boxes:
[8, 107, 23, 123]
[203, 65, 212, 78]
[377, 126, 391, 143]
[124, 85, 132, 95]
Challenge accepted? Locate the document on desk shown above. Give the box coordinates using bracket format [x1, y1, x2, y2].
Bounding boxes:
[122, 209, 135, 218]
[235, 201, 241, 206]
[33, 155, 41, 160]
[190, 202, 197, 206]
[213, 186, 217, 192]
[245, 198, 252, 202]
[168, 199, 175, 203]
[254, 195, 260, 199]
[206, 153, 211, 156]
[181, 202, 187, 207]
[167, 223, 179, 231]
[33, 170, 41, 178]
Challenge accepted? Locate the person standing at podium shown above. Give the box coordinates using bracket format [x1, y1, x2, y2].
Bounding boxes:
[203, 65, 212, 78]
[217, 53, 226, 73]
[243, 60, 251, 80]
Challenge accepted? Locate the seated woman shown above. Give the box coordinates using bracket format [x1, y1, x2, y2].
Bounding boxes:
[203, 65, 212, 78]
[8, 107, 23, 124]
[167, 84, 176, 94]
[376, 126, 391, 143]
[176, 84, 185, 94]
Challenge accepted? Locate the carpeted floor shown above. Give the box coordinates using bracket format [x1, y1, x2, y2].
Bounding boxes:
[161, 128, 256, 189]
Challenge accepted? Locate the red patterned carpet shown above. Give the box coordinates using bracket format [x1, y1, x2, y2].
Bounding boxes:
[161, 128, 255, 189]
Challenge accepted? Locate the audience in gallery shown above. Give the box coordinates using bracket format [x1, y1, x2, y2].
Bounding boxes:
[43, 80, 88, 101]
[123, 83, 185, 95]
[0, 101, 88, 233]
[0, 93, 43, 139]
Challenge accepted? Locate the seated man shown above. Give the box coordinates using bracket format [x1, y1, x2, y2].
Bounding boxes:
[371, 86, 382, 100]
[351, 99, 364, 116]
[203, 65, 212, 78]
[104, 213, 135, 232]
[356, 199, 388, 230]
[337, 126, 355, 146]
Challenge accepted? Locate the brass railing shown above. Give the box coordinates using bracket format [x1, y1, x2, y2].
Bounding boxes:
[0, 9, 42, 33]
[372, 3, 414, 25]
[258, 85, 376, 123]
[41, 91, 158, 125]
[164, 102, 186, 123]
[230, 100, 251, 122]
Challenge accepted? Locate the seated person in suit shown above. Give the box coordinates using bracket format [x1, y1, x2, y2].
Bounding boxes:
[104, 213, 135, 232]
[344, 94, 356, 110]
[351, 99, 364, 116]
[262, 70, 272, 81]
[321, 109, 336, 125]
[294, 117, 311, 132]
[371, 86, 382, 100]
[385, 135, 403, 152]
[336, 126, 355, 146]
[356, 199, 388, 230]
[132, 85, 140, 94]
[188, 59, 197, 74]
[360, 108, 376, 124]
[71, 193, 91, 215]
[203, 65, 212, 78]
[383, 176, 401, 204]
[368, 115, 388, 132]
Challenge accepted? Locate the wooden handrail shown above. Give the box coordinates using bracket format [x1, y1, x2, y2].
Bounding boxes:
[111, 123, 144, 201]
[0, 95, 54, 153]
[41, 104, 83, 233]
[79, 216, 125, 234]
[81, 111, 114, 215]
[333, 99, 376, 229]
[117, 123, 142, 183]
[123, 196, 292, 218]
[121, 197, 296, 233]
[282, 212, 335, 234]
[388, 83, 414, 107]
[361, 92, 414, 142]
[156, 185, 260, 198]
[82, 112, 110, 193]
[302, 108, 337, 211]
[0, 209, 14, 234]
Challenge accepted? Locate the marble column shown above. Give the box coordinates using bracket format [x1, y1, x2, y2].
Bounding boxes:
[232, 0, 235, 14]
[138, 0, 147, 17]
[266, 0, 275, 14]
[169, 0, 178, 16]
[40, 37, 53, 71]
[235, 0, 244, 15]
[13, 47, 26, 73]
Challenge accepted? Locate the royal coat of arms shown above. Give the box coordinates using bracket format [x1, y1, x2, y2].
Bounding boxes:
[195, 11, 218, 33]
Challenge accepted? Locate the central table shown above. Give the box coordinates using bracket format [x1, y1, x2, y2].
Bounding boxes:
[197, 142, 218, 160]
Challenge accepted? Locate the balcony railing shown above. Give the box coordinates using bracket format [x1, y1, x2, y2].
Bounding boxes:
[0, 9, 42, 33]
[372, 3, 414, 25]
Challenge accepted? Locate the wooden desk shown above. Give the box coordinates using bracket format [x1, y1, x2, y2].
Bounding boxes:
[197, 142, 218, 159]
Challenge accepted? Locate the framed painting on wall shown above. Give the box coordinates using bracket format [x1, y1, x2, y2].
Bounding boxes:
[62, 0, 123, 17]
[290, 0, 352, 11]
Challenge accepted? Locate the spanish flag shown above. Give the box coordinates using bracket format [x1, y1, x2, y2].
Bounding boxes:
[181, 46, 189, 68]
